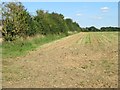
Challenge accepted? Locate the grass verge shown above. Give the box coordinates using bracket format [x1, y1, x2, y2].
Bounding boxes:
[2, 34, 67, 59]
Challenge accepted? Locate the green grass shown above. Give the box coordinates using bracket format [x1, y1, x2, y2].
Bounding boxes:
[85, 33, 91, 44]
[2, 34, 66, 58]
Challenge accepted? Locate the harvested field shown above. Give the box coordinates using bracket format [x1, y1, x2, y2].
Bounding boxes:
[2, 32, 118, 88]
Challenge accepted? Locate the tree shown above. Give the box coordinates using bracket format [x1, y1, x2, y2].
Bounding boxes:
[2, 2, 32, 41]
[34, 10, 51, 35]
[65, 18, 81, 32]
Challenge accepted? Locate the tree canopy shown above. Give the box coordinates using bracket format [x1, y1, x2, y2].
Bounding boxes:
[2, 2, 81, 41]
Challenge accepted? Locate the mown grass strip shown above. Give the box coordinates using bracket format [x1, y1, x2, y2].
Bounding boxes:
[86, 33, 91, 44]
[85, 33, 91, 44]
[97, 33, 107, 50]
[81, 33, 87, 45]
[76, 33, 85, 44]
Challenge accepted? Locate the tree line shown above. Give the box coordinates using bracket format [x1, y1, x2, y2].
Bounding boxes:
[1, 2, 119, 41]
[82, 26, 120, 32]
[2, 2, 81, 41]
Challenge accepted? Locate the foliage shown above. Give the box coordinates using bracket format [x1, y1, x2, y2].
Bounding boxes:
[2, 2, 32, 41]
[2, 2, 81, 41]
[65, 18, 81, 32]
[100, 27, 120, 32]
[82, 26, 120, 32]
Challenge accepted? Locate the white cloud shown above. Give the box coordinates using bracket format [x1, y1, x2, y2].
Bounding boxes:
[64, 17, 72, 19]
[92, 16, 103, 20]
[76, 13, 83, 16]
[100, 7, 109, 12]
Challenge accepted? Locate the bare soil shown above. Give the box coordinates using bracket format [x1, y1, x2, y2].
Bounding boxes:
[2, 32, 118, 88]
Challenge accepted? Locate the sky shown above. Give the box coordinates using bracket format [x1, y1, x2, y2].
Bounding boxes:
[22, 2, 118, 28]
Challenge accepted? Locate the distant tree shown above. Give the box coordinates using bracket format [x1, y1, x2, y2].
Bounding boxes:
[100, 27, 120, 31]
[87, 26, 99, 32]
[81, 26, 120, 32]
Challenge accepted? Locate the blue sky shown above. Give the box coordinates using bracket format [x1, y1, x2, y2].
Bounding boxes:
[22, 2, 118, 28]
